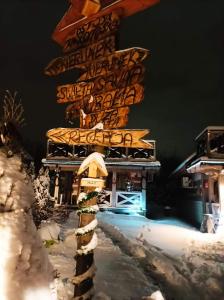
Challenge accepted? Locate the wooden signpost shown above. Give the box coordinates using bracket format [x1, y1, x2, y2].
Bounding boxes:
[45, 0, 159, 297]
[47, 128, 153, 149]
[45, 35, 116, 76]
[57, 64, 145, 103]
[73, 152, 108, 299]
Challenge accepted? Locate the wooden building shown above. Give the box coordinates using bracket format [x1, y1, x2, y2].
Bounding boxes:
[171, 126, 224, 233]
[42, 140, 160, 214]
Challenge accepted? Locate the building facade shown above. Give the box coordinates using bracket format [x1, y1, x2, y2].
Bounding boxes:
[42, 139, 160, 215]
[171, 126, 224, 233]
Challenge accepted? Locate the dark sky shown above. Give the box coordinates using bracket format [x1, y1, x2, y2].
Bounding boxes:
[0, 0, 224, 161]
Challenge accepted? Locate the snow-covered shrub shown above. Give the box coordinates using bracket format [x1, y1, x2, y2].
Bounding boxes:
[32, 167, 55, 227]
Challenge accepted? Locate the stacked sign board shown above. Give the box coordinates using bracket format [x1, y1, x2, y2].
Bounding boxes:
[46, 11, 152, 149]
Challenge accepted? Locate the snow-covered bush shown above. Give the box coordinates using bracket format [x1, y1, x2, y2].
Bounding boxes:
[32, 167, 55, 227]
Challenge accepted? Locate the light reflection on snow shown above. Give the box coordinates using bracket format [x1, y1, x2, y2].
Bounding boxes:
[0, 226, 11, 300]
[24, 287, 55, 300]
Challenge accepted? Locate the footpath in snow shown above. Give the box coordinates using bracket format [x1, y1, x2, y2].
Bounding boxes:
[46, 210, 224, 300]
[97, 212, 224, 300]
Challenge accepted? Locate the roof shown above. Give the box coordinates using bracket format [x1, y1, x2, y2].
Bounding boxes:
[42, 158, 161, 170]
[195, 126, 224, 141]
[52, 0, 160, 45]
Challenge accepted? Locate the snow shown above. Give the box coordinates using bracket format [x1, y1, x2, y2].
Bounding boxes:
[97, 212, 224, 300]
[1, 149, 224, 300]
[76, 232, 98, 255]
[0, 150, 55, 300]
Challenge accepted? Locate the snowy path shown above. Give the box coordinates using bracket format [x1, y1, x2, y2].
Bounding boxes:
[46, 210, 224, 300]
[97, 212, 224, 300]
[48, 212, 160, 300]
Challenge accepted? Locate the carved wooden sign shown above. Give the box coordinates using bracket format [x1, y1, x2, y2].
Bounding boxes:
[57, 64, 145, 103]
[52, 0, 160, 46]
[63, 12, 120, 53]
[80, 107, 129, 129]
[47, 128, 153, 149]
[80, 178, 105, 188]
[83, 84, 144, 113]
[64, 83, 143, 121]
[45, 35, 116, 76]
[77, 47, 149, 81]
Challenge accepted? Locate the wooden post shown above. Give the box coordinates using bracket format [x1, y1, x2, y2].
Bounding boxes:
[142, 169, 147, 213]
[218, 172, 224, 215]
[54, 171, 60, 204]
[112, 170, 117, 207]
[73, 152, 108, 299]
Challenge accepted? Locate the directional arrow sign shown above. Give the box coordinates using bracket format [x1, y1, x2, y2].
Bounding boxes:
[65, 84, 143, 122]
[57, 64, 145, 103]
[77, 152, 108, 177]
[47, 128, 153, 149]
[83, 84, 144, 113]
[77, 47, 149, 81]
[45, 35, 116, 76]
[63, 12, 120, 53]
[52, 1, 159, 46]
[80, 107, 129, 129]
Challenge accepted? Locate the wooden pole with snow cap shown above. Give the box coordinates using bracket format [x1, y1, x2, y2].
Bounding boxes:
[73, 151, 108, 299]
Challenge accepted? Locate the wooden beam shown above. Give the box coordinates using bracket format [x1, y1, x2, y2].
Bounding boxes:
[45, 35, 116, 76]
[52, 0, 160, 46]
[57, 64, 145, 103]
[80, 106, 129, 129]
[47, 128, 153, 149]
[77, 47, 149, 81]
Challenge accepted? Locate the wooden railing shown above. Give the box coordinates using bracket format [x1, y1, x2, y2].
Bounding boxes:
[99, 191, 144, 211]
[46, 140, 156, 161]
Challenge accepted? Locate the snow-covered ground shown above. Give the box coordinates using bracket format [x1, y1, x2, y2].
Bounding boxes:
[47, 210, 224, 300]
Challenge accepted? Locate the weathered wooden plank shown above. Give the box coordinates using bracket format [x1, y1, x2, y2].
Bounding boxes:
[83, 83, 144, 113]
[63, 12, 120, 53]
[45, 35, 116, 76]
[77, 47, 149, 81]
[80, 107, 129, 129]
[57, 64, 145, 103]
[52, 0, 160, 46]
[65, 83, 144, 121]
[47, 128, 153, 149]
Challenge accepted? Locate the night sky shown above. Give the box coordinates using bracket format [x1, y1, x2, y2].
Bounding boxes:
[0, 0, 224, 161]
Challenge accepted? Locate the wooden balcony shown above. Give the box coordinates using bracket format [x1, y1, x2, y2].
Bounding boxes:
[46, 140, 157, 162]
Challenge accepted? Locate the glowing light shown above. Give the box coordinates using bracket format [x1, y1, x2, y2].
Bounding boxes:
[24, 287, 55, 300]
[0, 226, 12, 300]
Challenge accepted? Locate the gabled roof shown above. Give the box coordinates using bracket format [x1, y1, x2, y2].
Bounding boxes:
[52, 0, 160, 45]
